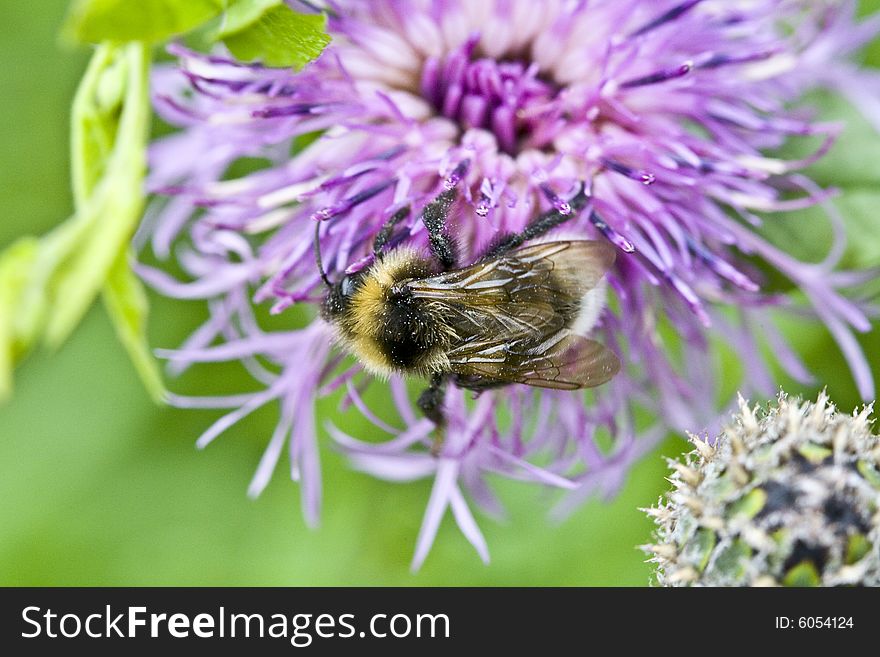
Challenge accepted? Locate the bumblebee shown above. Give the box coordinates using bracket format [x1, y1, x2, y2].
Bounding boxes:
[317, 182, 620, 429]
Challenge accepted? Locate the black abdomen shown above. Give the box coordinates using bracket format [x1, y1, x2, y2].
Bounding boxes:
[377, 298, 438, 369]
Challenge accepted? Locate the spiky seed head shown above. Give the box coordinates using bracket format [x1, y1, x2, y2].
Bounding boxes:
[645, 391, 880, 587]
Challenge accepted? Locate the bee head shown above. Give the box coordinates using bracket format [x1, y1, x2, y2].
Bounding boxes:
[321, 270, 364, 321]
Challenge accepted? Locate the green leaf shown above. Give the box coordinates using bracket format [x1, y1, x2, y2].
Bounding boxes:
[15, 215, 93, 347]
[70, 43, 125, 204]
[752, 82, 880, 284]
[222, 3, 330, 68]
[779, 89, 880, 190]
[0, 239, 40, 400]
[750, 189, 880, 293]
[833, 190, 880, 270]
[0, 42, 165, 403]
[63, 0, 226, 45]
[214, 0, 284, 38]
[45, 43, 152, 348]
[102, 249, 166, 403]
[49, 42, 167, 400]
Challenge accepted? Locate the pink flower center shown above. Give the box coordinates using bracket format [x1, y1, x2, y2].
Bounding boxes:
[419, 37, 559, 155]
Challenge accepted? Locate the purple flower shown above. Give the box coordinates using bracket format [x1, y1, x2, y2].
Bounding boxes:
[139, 0, 880, 569]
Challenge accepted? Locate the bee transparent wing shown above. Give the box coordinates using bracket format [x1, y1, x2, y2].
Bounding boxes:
[448, 331, 621, 390]
[407, 240, 616, 341]
[405, 240, 619, 390]
[408, 241, 615, 301]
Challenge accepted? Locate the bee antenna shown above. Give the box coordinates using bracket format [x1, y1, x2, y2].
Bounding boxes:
[314, 220, 333, 288]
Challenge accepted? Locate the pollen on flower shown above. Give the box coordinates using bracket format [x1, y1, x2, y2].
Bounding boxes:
[140, 0, 880, 567]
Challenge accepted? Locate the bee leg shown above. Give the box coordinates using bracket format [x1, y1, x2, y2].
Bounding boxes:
[479, 182, 589, 261]
[372, 205, 411, 258]
[420, 188, 458, 271]
[416, 374, 447, 455]
[429, 435, 445, 457]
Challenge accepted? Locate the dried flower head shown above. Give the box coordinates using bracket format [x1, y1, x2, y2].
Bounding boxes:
[140, 0, 880, 567]
[645, 391, 880, 586]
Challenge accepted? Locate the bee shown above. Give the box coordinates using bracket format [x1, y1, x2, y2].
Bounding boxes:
[316, 181, 620, 436]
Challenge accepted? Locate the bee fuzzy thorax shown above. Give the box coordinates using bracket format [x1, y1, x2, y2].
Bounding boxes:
[322, 248, 454, 378]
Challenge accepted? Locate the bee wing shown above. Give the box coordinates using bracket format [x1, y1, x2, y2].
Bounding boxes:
[409, 240, 615, 301]
[407, 240, 616, 340]
[449, 331, 621, 390]
[405, 240, 619, 390]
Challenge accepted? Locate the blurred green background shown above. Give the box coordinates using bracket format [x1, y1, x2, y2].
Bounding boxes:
[1, 0, 878, 586]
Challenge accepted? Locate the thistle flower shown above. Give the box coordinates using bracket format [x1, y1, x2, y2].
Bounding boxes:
[645, 391, 880, 586]
[139, 0, 880, 568]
